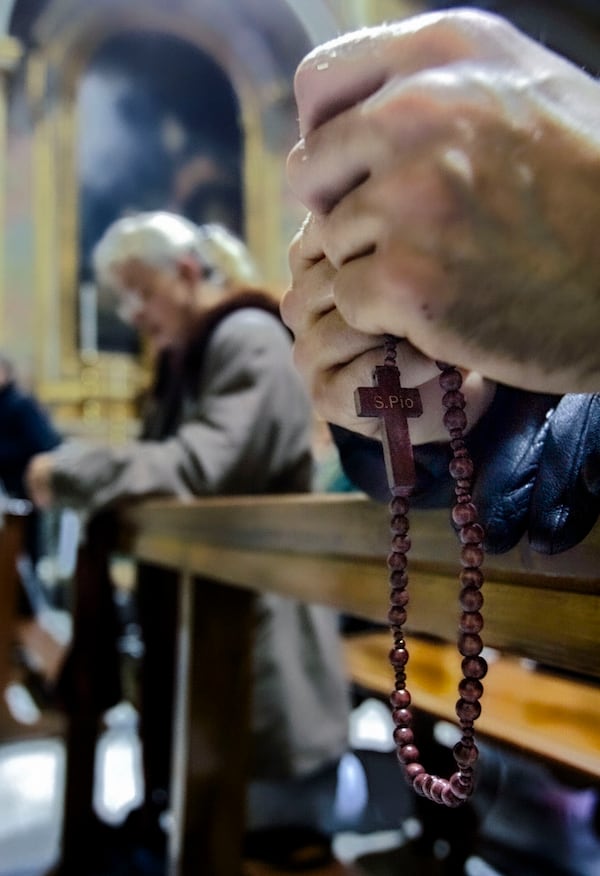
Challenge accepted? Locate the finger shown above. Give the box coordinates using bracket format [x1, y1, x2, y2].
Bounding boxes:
[282, 245, 337, 338]
[292, 311, 442, 424]
[26, 480, 49, 509]
[308, 346, 392, 439]
[288, 79, 457, 216]
[293, 10, 496, 136]
[287, 213, 333, 289]
[290, 307, 383, 387]
[287, 212, 325, 266]
[34, 489, 52, 510]
[319, 156, 469, 272]
[324, 244, 443, 345]
[290, 59, 531, 219]
[290, 299, 438, 392]
[281, 258, 335, 335]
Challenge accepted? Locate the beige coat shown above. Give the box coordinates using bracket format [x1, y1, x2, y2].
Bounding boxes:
[49, 298, 350, 779]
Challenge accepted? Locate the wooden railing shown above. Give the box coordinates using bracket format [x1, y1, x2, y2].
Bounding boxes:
[58, 493, 600, 876]
[124, 492, 600, 678]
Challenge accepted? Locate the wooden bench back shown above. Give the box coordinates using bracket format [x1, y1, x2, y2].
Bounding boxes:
[123, 493, 600, 680]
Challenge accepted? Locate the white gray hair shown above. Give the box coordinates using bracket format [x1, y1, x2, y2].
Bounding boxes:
[93, 211, 260, 290]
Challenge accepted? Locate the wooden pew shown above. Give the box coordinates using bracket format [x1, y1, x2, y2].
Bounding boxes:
[115, 493, 599, 876]
[0, 501, 67, 744]
[0, 505, 28, 727]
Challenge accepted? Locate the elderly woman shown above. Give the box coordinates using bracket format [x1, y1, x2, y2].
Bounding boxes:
[26, 212, 351, 874]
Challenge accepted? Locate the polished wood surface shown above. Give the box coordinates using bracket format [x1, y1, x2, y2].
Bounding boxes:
[123, 493, 600, 680]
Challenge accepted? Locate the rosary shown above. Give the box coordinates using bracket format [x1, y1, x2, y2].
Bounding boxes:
[355, 336, 486, 807]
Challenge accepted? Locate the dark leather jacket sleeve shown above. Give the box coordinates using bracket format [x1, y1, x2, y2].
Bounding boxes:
[331, 386, 600, 555]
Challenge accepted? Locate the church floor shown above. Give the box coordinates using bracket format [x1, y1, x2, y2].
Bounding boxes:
[0, 721, 506, 876]
[3, 684, 597, 876]
[0, 691, 421, 876]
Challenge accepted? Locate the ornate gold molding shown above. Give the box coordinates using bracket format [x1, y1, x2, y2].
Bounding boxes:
[28, 46, 146, 435]
[0, 35, 22, 73]
[0, 35, 22, 346]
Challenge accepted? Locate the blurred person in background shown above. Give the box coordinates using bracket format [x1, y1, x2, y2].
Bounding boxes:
[26, 212, 352, 875]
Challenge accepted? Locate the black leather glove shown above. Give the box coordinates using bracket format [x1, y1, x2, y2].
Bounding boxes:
[332, 386, 600, 555]
[527, 393, 600, 553]
[460, 385, 560, 554]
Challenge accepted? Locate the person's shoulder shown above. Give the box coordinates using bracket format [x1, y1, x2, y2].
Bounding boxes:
[0, 382, 33, 413]
[215, 303, 289, 345]
[206, 307, 293, 376]
[224, 305, 282, 329]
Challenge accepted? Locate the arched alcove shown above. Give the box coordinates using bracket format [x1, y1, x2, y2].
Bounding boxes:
[77, 30, 243, 355]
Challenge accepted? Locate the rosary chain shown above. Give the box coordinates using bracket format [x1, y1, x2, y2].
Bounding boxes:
[385, 337, 487, 807]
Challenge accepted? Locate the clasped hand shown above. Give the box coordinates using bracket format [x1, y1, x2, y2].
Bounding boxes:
[25, 453, 55, 509]
[281, 8, 600, 444]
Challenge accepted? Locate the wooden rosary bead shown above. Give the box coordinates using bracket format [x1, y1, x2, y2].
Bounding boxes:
[389, 647, 410, 668]
[462, 655, 488, 679]
[391, 496, 409, 515]
[449, 772, 472, 799]
[459, 632, 483, 656]
[460, 568, 484, 588]
[388, 606, 408, 625]
[390, 587, 409, 606]
[453, 741, 479, 768]
[437, 368, 462, 390]
[389, 569, 408, 588]
[393, 726, 414, 746]
[450, 456, 475, 479]
[459, 678, 484, 701]
[456, 698, 482, 722]
[397, 744, 420, 764]
[390, 514, 409, 534]
[459, 611, 484, 634]
[460, 586, 484, 611]
[392, 534, 411, 552]
[444, 407, 468, 432]
[452, 503, 478, 526]
[459, 523, 485, 544]
[461, 544, 484, 566]
[442, 390, 466, 409]
[388, 551, 408, 571]
[431, 777, 449, 804]
[442, 785, 463, 808]
[405, 762, 425, 781]
[390, 688, 411, 708]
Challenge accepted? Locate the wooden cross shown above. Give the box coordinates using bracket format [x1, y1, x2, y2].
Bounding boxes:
[355, 364, 423, 496]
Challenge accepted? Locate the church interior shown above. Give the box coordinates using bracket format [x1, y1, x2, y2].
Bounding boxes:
[0, 1, 599, 875]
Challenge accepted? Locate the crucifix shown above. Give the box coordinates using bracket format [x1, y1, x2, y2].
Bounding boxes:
[355, 360, 423, 496]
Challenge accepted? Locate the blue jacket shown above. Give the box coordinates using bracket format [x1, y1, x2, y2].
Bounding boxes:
[0, 380, 61, 497]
